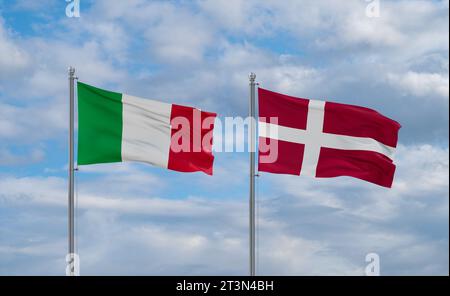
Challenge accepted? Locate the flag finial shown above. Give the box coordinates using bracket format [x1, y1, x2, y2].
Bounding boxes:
[68, 66, 75, 76]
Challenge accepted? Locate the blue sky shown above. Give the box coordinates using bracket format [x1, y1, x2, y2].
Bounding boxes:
[0, 0, 448, 275]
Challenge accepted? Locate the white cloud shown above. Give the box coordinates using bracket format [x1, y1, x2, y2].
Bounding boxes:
[262, 0, 449, 53]
[0, 147, 44, 165]
[0, 102, 65, 143]
[87, 0, 215, 64]
[387, 71, 449, 99]
[20, 39, 127, 98]
[0, 174, 159, 214]
[10, 0, 58, 12]
[0, 23, 128, 146]
[145, 13, 213, 63]
[268, 144, 449, 221]
[0, 144, 447, 275]
[1, 0, 447, 148]
[198, 0, 273, 34]
[0, 18, 29, 80]
[0, 0, 448, 276]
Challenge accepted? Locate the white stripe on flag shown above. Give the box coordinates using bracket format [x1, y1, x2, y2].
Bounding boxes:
[121, 94, 172, 168]
[301, 100, 326, 177]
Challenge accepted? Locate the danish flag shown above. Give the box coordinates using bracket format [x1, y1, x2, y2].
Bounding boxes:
[258, 88, 401, 188]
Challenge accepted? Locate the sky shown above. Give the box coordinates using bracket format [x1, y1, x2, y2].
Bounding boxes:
[0, 0, 448, 275]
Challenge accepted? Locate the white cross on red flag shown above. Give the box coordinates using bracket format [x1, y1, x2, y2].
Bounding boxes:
[258, 88, 401, 188]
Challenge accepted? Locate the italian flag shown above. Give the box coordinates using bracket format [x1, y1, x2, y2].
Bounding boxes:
[77, 82, 216, 175]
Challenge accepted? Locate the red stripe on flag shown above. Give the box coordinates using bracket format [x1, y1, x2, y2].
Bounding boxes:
[258, 137, 304, 175]
[316, 147, 396, 188]
[258, 88, 308, 130]
[168, 104, 216, 175]
[323, 102, 401, 147]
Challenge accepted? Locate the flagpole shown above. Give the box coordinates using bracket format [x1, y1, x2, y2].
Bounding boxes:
[249, 72, 256, 276]
[68, 66, 76, 276]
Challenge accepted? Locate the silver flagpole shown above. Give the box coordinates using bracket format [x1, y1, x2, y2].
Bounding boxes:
[68, 66, 76, 276]
[249, 72, 256, 276]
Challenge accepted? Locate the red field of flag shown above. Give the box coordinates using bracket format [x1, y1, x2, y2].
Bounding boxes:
[258, 88, 401, 188]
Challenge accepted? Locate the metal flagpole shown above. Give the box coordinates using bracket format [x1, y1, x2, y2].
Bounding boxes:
[68, 66, 76, 276]
[249, 72, 256, 276]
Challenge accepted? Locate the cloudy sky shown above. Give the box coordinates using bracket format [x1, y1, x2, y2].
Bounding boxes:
[0, 0, 448, 275]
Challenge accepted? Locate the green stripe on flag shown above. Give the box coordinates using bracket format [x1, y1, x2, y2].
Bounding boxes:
[77, 82, 123, 165]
